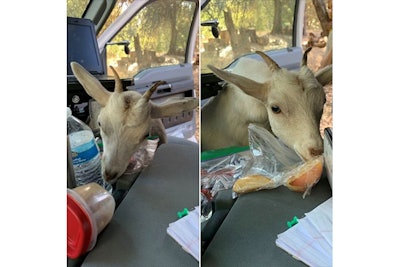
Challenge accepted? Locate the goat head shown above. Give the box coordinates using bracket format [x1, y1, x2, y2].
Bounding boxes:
[71, 62, 199, 182]
[204, 48, 332, 160]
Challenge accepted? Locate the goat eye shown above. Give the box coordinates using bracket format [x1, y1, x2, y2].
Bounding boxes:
[271, 105, 281, 114]
[98, 121, 101, 127]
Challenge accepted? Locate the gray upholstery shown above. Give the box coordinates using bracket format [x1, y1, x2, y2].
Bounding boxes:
[78, 136, 331, 266]
[202, 173, 332, 266]
[82, 137, 199, 266]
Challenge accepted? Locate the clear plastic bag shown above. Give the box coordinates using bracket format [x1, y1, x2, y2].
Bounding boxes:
[234, 124, 324, 198]
[243, 123, 304, 182]
[123, 137, 159, 175]
[201, 149, 252, 198]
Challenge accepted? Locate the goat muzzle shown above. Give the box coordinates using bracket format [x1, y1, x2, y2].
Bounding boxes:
[104, 170, 119, 183]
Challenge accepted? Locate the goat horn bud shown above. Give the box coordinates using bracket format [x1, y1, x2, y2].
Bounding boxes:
[302, 47, 313, 67]
[255, 51, 280, 71]
[109, 66, 123, 93]
[142, 81, 167, 101]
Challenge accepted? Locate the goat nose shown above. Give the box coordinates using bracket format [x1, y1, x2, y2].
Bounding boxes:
[309, 147, 324, 157]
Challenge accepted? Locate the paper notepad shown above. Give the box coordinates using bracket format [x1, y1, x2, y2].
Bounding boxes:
[167, 206, 200, 261]
[276, 197, 332, 267]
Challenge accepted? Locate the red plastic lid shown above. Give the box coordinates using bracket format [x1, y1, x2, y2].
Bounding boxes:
[67, 192, 93, 259]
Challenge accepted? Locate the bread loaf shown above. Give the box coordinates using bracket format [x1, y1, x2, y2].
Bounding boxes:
[233, 174, 274, 194]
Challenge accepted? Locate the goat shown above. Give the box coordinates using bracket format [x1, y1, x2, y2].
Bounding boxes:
[201, 48, 332, 160]
[70, 62, 199, 182]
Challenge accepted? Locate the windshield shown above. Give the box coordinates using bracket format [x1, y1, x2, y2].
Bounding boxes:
[201, 0, 296, 73]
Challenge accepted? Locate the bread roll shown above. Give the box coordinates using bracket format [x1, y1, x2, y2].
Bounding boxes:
[233, 174, 274, 194]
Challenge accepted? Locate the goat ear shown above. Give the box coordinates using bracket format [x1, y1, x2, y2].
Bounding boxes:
[70, 62, 111, 106]
[315, 64, 332, 86]
[150, 97, 198, 119]
[208, 65, 267, 100]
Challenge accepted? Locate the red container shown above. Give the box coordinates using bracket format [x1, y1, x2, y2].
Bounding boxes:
[67, 183, 115, 259]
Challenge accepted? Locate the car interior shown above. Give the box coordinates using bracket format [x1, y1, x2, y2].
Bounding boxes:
[66, 0, 332, 266]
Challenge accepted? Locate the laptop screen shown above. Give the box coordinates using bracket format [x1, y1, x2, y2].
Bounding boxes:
[67, 17, 104, 76]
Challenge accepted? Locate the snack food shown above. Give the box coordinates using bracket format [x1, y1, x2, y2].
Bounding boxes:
[285, 156, 324, 192]
[233, 174, 274, 194]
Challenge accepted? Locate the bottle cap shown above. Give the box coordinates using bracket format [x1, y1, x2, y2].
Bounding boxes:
[67, 190, 96, 259]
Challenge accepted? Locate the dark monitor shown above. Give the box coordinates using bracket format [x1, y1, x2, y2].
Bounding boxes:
[67, 17, 104, 76]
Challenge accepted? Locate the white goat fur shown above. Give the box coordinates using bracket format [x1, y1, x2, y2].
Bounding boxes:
[202, 51, 330, 160]
[71, 62, 199, 182]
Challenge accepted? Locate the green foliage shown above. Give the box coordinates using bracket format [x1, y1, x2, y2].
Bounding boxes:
[201, 0, 296, 40]
[66, 0, 90, 18]
[305, 0, 323, 32]
[109, 0, 195, 56]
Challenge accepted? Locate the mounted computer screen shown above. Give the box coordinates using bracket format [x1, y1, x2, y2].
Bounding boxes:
[67, 17, 104, 76]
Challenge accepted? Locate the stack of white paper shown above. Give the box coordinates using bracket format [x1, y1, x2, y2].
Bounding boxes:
[167, 206, 200, 261]
[276, 197, 332, 267]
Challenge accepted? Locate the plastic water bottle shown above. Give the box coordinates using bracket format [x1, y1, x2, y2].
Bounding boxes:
[67, 107, 112, 192]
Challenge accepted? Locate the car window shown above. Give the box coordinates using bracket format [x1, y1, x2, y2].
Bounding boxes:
[201, 0, 297, 73]
[102, 0, 197, 79]
[97, 0, 134, 36]
[66, 0, 91, 18]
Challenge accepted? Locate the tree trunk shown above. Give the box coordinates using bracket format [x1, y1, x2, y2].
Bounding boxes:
[312, 0, 332, 37]
[224, 9, 239, 51]
[134, 33, 146, 68]
[168, 4, 178, 55]
[271, 0, 282, 34]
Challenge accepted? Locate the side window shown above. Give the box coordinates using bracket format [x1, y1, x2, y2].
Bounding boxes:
[201, 0, 296, 73]
[103, 0, 197, 79]
[66, 0, 90, 18]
